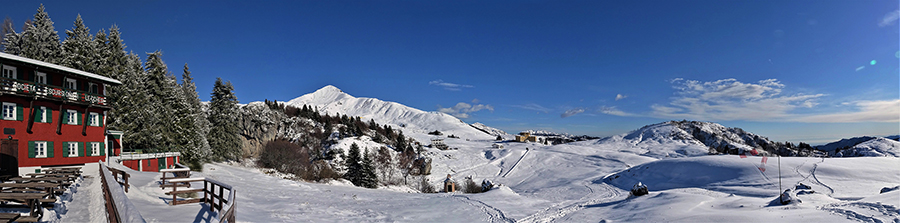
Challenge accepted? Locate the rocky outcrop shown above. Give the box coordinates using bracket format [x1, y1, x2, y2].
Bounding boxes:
[237, 102, 317, 157]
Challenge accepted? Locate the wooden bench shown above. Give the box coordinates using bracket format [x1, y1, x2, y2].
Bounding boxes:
[166, 178, 206, 205]
[0, 212, 19, 223]
[160, 168, 191, 185]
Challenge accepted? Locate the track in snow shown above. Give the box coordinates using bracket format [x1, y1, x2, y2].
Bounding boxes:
[819, 201, 900, 223]
[808, 158, 835, 195]
[451, 195, 515, 223]
[517, 181, 624, 223]
[501, 149, 530, 178]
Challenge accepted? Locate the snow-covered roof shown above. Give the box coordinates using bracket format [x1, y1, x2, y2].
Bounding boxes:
[0, 52, 122, 85]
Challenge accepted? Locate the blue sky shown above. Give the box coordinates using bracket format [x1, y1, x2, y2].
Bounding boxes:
[5, 1, 898, 144]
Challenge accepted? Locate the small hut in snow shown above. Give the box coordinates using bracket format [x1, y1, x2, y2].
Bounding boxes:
[443, 174, 456, 192]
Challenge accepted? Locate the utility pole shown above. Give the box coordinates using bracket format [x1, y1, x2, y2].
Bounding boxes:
[778, 155, 782, 204]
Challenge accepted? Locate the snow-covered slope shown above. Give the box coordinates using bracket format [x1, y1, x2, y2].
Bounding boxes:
[286, 85, 493, 140]
[592, 120, 782, 159]
[470, 122, 508, 137]
[834, 137, 900, 157]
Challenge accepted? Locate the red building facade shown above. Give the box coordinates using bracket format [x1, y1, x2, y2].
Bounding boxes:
[0, 52, 121, 175]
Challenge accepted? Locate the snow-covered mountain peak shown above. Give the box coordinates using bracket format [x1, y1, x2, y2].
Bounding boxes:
[285, 85, 494, 140]
[291, 85, 353, 105]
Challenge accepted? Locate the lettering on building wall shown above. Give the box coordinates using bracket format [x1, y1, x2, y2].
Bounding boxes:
[3, 78, 106, 105]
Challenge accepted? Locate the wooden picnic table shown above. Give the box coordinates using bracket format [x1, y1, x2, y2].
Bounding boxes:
[45, 167, 81, 171]
[0, 182, 65, 199]
[0, 212, 20, 223]
[0, 192, 48, 219]
[8, 177, 71, 185]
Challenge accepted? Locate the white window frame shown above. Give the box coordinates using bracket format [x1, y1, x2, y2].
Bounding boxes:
[68, 142, 78, 157]
[39, 106, 48, 122]
[91, 142, 100, 156]
[67, 109, 77, 125]
[1, 102, 15, 120]
[88, 82, 98, 94]
[89, 112, 99, 126]
[2, 65, 15, 79]
[35, 141, 47, 158]
[65, 78, 77, 90]
[35, 71, 46, 84]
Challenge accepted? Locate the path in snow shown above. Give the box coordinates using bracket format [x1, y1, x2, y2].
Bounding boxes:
[819, 201, 900, 223]
[809, 158, 835, 195]
[450, 195, 515, 223]
[517, 179, 624, 223]
[501, 149, 530, 178]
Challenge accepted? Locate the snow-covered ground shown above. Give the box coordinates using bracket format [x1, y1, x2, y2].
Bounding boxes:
[90, 138, 897, 222]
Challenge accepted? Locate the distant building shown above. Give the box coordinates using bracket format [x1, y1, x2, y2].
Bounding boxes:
[0, 52, 121, 177]
[431, 138, 449, 150]
[514, 132, 546, 144]
[443, 174, 456, 192]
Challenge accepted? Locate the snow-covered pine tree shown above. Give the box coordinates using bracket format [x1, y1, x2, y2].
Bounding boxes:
[361, 149, 379, 188]
[178, 64, 211, 163]
[1, 17, 18, 53]
[344, 143, 363, 186]
[111, 53, 155, 151]
[143, 51, 179, 152]
[20, 4, 63, 63]
[207, 78, 242, 161]
[61, 14, 96, 72]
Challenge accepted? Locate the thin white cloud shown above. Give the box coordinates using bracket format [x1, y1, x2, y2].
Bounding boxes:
[561, 108, 585, 118]
[615, 94, 627, 101]
[598, 106, 639, 117]
[793, 99, 900, 123]
[438, 101, 494, 119]
[652, 78, 824, 121]
[855, 66, 865, 72]
[879, 9, 900, 27]
[429, 80, 474, 91]
[510, 103, 552, 113]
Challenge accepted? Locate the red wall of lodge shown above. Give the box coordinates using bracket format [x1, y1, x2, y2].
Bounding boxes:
[123, 160, 140, 171]
[144, 158, 159, 172]
[1, 96, 108, 167]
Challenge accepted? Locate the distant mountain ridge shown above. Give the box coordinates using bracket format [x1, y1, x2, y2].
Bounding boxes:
[594, 120, 822, 158]
[816, 136, 900, 157]
[286, 85, 493, 140]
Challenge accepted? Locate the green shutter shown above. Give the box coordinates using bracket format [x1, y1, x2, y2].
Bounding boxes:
[34, 107, 42, 122]
[77, 111, 82, 125]
[62, 110, 69, 124]
[28, 141, 35, 158]
[28, 70, 34, 82]
[47, 141, 54, 158]
[99, 113, 104, 127]
[81, 142, 86, 157]
[16, 67, 23, 80]
[15, 104, 23, 121]
[62, 142, 70, 157]
[47, 107, 52, 123]
[100, 142, 105, 156]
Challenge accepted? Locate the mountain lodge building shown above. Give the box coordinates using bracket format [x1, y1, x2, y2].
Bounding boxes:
[0, 52, 121, 177]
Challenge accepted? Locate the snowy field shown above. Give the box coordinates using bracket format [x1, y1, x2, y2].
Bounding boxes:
[44, 136, 894, 223]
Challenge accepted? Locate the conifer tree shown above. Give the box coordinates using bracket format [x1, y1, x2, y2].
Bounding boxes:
[1, 17, 19, 54]
[179, 64, 211, 162]
[61, 14, 96, 72]
[20, 4, 63, 63]
[111, 53, 154, 151]
[143, 51, 179, 151]
[361, 149, 379, 188]
[208, 78, 242, 161]
[344, 143, 363, 186]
